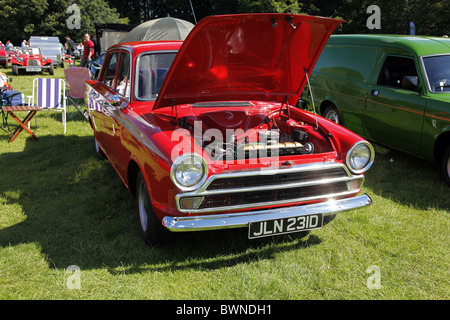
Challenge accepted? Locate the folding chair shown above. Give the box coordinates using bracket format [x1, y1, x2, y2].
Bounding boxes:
[64, 67, 91, 119]
[27, 78, 67, 133]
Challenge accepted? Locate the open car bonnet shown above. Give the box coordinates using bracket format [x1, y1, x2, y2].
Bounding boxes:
[153, 13, 343, 109]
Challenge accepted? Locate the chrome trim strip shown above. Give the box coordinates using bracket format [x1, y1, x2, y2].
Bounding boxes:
[190, 175, 360, 196]
[200, 162, 350, 192]
[163, 194, 372, 232]
[176, 189, 362, 213]
[100, 98, 168, 162]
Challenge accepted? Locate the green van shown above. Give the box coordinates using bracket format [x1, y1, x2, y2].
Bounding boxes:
[301, 35, 450, 185]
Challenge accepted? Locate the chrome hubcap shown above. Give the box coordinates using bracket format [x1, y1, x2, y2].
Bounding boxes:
[137, 180, 148, 232]
[447, 156, 450, 178]
[326, 111, 339, 124]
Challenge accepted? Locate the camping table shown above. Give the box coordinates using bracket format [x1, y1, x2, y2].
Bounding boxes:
[1, 105, 41, 143]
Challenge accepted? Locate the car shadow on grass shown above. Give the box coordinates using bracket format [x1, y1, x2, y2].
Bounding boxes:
[364, 143, 450, 211]
[0, 135, 323, 273]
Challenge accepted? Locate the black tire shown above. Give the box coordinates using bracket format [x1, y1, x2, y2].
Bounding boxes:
[323, 105, 341, 124]
[48, 64, 54, 75]
[136, 171, 171, 246]
[442, 146, 450, 186]
[12, 64, 18, 76]
[94, 136, 106, 159]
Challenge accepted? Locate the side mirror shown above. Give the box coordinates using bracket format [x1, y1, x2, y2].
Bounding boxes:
[109, 95, 122, 107]
[402, 76, 419, 92]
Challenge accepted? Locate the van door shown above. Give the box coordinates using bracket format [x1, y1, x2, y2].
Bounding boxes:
[364, 55, 426, 155]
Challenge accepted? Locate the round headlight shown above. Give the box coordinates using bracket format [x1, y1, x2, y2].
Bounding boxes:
[170, 153, 208, 191]
[346, 141, 374, 174]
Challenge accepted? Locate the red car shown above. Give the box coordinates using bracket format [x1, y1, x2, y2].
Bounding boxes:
[0, 43, 7, 68]
[86, 14, 374, 246]
[10, 47, 54, 75]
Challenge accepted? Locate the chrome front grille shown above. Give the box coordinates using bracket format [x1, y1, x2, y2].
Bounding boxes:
[175, 163, 364, 213]
[27, 59, 40, 66]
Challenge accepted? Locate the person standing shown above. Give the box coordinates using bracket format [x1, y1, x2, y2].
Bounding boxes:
[80, 33, 95, 67]
[65, 36, 76, 56]
[92, 35, 100, 59]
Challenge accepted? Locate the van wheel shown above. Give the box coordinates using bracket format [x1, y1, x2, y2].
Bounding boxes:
[136, 171, 171, 246]
[323, 105, 341, 124]
[442, 146, 450, 186]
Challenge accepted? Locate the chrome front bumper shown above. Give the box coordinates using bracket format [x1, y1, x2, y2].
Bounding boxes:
[162, 194, 372, 232]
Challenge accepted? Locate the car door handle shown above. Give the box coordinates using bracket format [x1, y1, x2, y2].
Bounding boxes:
[370, 89, 380, 97]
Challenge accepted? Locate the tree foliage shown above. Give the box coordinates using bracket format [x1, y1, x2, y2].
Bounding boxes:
[106, 0, 448, 36]
[0, 0, 448, 45]
[0, 0, 122, 44]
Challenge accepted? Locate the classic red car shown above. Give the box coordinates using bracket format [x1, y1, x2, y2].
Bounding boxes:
[10, 47, 54, 75]
[0, 43, 7, 68]
[86, 14, 374, 246]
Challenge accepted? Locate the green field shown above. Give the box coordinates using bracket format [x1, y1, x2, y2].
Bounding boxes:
[0, 68, 448, 300]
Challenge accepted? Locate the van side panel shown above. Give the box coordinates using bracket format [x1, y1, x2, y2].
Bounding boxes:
[309, 43, 379, 136]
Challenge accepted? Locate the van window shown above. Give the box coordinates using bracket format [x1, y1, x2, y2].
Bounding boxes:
[314, 45, 378, 81]
[377, 56, 419, 91]
[423, 55, 450, 93]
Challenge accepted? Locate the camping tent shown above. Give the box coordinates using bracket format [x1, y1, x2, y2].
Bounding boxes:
[119, 17, 195, 42]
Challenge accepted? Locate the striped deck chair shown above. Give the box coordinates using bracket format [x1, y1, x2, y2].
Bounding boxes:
[64, 67, 91, 119]
[27, 78, 67, 133]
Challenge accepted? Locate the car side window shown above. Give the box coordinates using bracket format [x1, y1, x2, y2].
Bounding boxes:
[136, 52, 177, 100]
[102, 51, 119, 88]
[114, 52, 131, 100]
[377, 56, 419, 91]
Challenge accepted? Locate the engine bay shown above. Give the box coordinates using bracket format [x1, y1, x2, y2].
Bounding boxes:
[174, 106, 334, 161]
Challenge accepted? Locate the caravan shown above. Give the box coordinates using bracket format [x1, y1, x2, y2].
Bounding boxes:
[29, 36, 63, 68]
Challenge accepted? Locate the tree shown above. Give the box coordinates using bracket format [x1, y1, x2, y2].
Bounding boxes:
[0, 0, 123, 44]
[102, 0, 450, 36]
[0, 0, 47, 44]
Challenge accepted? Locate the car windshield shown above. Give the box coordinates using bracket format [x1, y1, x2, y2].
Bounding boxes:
[423, 55, 450, 93]
[19, 47, 42, 55]
[135, 52, 177, 101]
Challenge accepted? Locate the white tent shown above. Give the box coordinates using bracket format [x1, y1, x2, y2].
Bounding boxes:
[119, 17, 195, 42]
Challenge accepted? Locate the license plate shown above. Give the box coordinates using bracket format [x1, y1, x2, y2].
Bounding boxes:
[26, 68, 40, 72]
[248, 213, 323, 239]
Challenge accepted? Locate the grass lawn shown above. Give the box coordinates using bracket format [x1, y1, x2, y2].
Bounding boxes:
[0, 67, 448, 300]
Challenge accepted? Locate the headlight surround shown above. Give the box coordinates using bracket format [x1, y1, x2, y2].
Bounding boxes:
[170, 153, 208, 191]
[346, 141, 374, 174]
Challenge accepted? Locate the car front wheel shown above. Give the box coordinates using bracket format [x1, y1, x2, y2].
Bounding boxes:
[136, 171, 171, 246]
[12, 64, 18, 75]
[442, 146, 450, 186]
